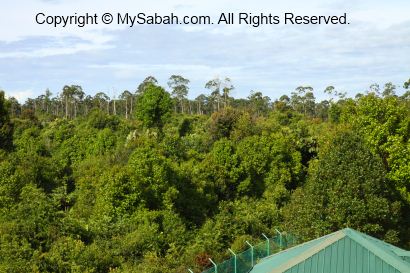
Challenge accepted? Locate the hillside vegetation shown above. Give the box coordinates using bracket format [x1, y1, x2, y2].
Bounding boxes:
[0, 77, 409, 272]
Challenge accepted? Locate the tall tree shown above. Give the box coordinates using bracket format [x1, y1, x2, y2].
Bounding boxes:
[62, 86, 73, 119]
[7, 97, 20, 117]
[44, 89, 52, 114]
[112, 95, 117, 116]
[94, 92, 110, 113]
[291, 86, 315, 116]
[120, 90, 132, 119]
[324, 86, 346, 100]
[273, 95, 291, 112]
[73, 87, 84, 118]
[222, 77, 234, 108]
[382, 82, 396, 97]
[168, 75, 190, 114]
[62, 85, 82, 119]
[195, 94, 207, 115]
[205, 78, 222, 112]
[248, 91, 270, 116]
[83, 95, 94, 115]
[136, 83, 173, 133]
[137, 76, 158, 94]
[368, 83, 381, 96]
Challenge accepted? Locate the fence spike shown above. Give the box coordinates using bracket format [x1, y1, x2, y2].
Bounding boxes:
[209, 258, 217, 273]
[246, 241, 254, 267]
[262, 233, 270, 256]
[228, 248, 237, 273]
[275, 228, 283, 250]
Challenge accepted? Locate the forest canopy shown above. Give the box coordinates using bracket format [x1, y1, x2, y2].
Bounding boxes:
[0, 77, 409, 272]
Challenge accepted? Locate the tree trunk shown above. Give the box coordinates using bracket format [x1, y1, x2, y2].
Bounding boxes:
[130, 96, 133, 116]
[74, 102, 77, 118]
[65, 96, 68, 119]
[125, 99, 128, 119]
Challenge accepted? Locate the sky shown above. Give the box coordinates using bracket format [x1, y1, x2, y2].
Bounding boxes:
[0, 0, 409, 102]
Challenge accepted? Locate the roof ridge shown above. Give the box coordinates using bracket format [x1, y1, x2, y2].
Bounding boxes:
[257, 229, 340, 263]
[343, 229, 410, 272]
[268, 230, 346, 273]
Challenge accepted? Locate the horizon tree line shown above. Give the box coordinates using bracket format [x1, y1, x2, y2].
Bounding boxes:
[4, 76, 410, 121]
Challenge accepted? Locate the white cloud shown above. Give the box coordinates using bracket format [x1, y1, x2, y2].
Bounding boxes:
[0, 42, 113, 59]
[0, 0, 409, 100]
[88, 63, 245, 82]
[5, 89, 35, 102]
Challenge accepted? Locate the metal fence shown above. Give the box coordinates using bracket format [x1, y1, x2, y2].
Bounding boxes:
[189, 231, 298, 273]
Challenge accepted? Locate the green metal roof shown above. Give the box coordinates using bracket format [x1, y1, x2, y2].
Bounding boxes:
[250, 228, 410, 273]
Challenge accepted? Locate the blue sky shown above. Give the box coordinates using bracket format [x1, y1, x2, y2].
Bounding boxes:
[0, 0, 409, 102]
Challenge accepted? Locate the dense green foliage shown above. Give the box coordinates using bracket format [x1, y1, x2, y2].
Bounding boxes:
[284, 131, 404, 243]
[0, 91, 13, 150]
[136, 83, 173, 133]
[0, 78, 409, 272]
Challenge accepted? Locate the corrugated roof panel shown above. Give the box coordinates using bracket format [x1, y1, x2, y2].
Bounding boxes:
[305, 254, 312, 272]
[309, 251, 318, 273]
[251, 228, 410, 273]
[282, 236, 403, 273]
[350, 237, 356, 272]
[323, 242, 332, 272]
[375, 255, 382, 272]
[347, 229, 409, 272]
[343, 236, 349, 272]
